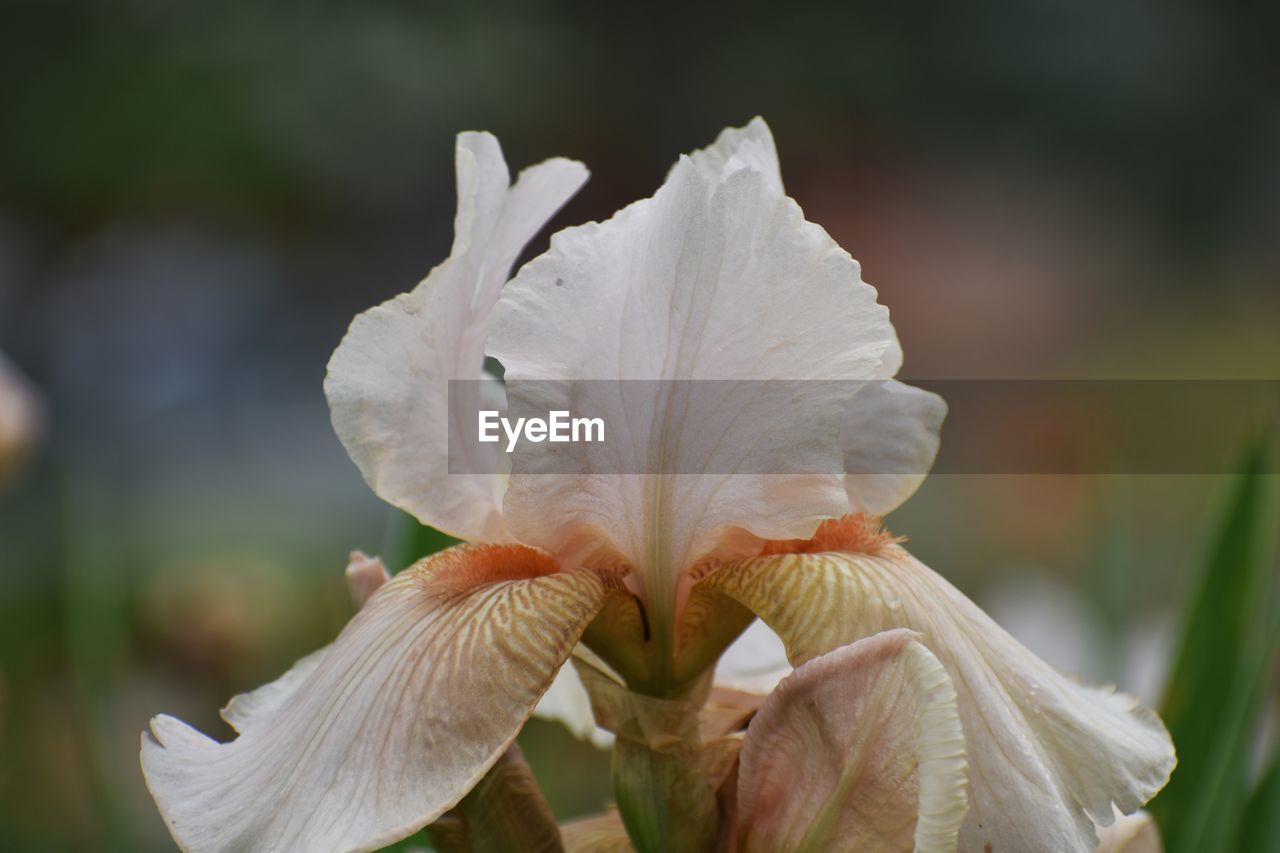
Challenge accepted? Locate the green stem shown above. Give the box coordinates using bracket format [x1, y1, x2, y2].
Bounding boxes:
[613, 736, 719, 853]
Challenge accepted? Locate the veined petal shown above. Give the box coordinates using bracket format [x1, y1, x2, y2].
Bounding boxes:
[142, 544, 610, 853]
[842, 380, 946, 516]
[736, 629, 967, 853]
[489, 119, 900, 605]
[697, 541, 1176, 852]
[325, 134, 587, 542]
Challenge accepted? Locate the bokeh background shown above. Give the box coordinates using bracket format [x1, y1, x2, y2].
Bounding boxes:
[1, 1, 1278, 850]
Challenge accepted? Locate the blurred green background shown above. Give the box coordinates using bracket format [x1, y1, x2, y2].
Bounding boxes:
[1, 1, 1278, 850]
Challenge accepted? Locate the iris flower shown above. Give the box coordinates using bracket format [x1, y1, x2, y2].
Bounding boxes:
[142, 120, 1174, 852]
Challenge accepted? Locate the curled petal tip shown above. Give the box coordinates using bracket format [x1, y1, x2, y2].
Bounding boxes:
[345, 551, 390, 609]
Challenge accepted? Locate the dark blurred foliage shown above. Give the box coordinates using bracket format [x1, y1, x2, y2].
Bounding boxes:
[0, 1, 1277, 849]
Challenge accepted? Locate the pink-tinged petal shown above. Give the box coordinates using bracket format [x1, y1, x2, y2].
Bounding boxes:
[698, 541, 1176, 852]
[713, 618, 792, 696]
[325, 134, 587, 542]
[142, 544, 611, 853]
[1093, 808, 1162, 853]
[736, 629, 967, 853]
[842, 380, 946, 516]
[0, 349, 42, 486]
[489, 119, 900, 604]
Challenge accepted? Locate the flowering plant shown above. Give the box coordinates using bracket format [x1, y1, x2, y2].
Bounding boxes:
[142, 120, 1173, 853]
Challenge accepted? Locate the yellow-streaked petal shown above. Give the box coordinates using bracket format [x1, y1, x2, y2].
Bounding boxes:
[698, 543, 1175, 852]
[325, 134, 587, 542]
[142, 544, 611, 853]
[736, 629, 967, 853]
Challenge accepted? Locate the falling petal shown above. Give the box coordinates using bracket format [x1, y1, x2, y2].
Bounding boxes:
[142, 544, 611, 852]
[697, 540, 1175, 852]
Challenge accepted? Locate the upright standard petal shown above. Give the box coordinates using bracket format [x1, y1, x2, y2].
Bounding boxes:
[841, 379, 947, 516]
[142, 544, 611, 853]
[735, 629, 968, 853]
[489, 119, 901, 608]
[697, 530, 1175, 852]
[685, 116, 784, 194]
[325, 134, 587, 542]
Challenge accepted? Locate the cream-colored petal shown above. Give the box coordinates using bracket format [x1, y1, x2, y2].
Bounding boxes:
[842, 380, 946, 516]
[685, 116, 783, 193]
[142, 544, 610, 853]
[713, 618, 793, 695]
[219, 646, 327, 736]
[325, 134, 587, 542]
[1093, 808, 1162, 853]
[533, 657, 615, 749]
[699, 544, 1176, 852]
[736, 629, 967, 853]
[489, 119, 900, 611]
